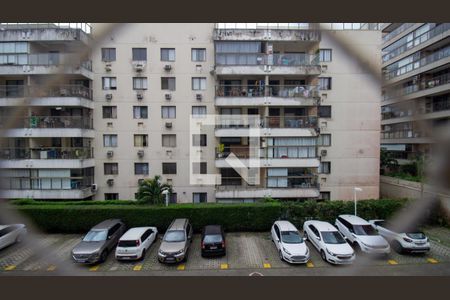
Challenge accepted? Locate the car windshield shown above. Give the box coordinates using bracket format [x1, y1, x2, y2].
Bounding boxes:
[321, 231, 346, 244]
[83, 230, 107, 242]
[281, 231, 303, 244]
[406, 232, 426, 240]
[353, 225, 378, 236]
[164, 230, 185, 242]
[203, 234, 222, 244]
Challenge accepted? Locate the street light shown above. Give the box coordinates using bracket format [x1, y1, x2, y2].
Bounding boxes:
[162, 189, 170, 207]
[353, 187, 362, 216]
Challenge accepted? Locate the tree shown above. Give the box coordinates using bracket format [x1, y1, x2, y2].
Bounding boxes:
[136, 175, 173, 205]
[380, 149, 399, 174]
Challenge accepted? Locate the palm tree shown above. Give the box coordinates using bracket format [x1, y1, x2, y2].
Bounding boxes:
[136, 175, 172, 205]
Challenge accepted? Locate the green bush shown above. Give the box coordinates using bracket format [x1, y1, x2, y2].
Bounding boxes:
[11, 199, 411, 234]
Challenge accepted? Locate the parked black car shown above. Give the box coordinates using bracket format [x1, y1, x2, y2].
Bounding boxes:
[201, 225, 226, 257]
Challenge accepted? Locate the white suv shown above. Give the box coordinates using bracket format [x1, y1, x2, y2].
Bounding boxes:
[335, 215, 390, 255]
[115, 227, 158, 261]
[271, 220, 310, 264]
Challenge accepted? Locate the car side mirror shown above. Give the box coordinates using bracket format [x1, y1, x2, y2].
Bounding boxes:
[303, 237, 307, 241]
[317, 236, 321, 241]
[107, 236, 112, 240]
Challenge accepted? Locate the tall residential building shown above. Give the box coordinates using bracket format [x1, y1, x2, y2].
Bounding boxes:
[381, 23, 450, 162]
[0, 23, 381, 202]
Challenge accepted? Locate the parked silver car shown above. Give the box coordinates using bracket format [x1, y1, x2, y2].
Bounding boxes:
[72, 219, 126, 264]
[0, 224, 27, 251]
[158, 218, 193, 264]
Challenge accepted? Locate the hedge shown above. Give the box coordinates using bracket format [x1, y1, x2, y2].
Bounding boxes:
[10, 199, 412, 234]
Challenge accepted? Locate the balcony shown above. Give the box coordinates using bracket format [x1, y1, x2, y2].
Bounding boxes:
[382, 23, 416, 44]
[380, 129, 433, 144]
[215, 85, 319, 106]
[0, 85, 93, 108]
[214, 53, 321, 75]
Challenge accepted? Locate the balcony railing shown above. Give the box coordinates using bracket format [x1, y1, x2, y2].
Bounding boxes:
[215, 53, 319, 66]
[383, 23, 415, 43]
[0, 116, 93, 130]
[215, 23, 381, 31]
[215, 115, 318, 129]
[216, 145, 318, 159]
[217, 176, 319, 189]
[383, 23, 450, 62]
[0, 176, 94, 190]
[215, 85, 319, 98]
[0, 85, 92, 99]
[0, 147, 93, 160]
[0, 23, 92, 34]
[384, 46, 450, 80]
[272, 53, 319, 66]
[381, 130, 424, 139]
[264, 116, 318, 128]
[0, 53, 92, 71]
[383, 72, 450, 101]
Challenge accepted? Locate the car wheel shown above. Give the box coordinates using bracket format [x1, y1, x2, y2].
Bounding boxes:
[354, 242, 362, 254]
[392, 241, 404, 254]
[320, 250, 327, 261]
[140, 249, 146, 261]
[15, 234, 23, 243]
[100, 250, 108, 263]
[278, 250, 284, 262]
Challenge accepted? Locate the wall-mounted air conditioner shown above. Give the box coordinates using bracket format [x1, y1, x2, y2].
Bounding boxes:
[107, 150, 114, 158]
[138, 179, 145, 185]
[165, 122, 172, 128]
[134, 63, 145, 72]
[107, 179, 114, 186]
[105, 63, 112, 72]
[105, 94, 113, 101]
[137, 150, 144, 158]
[165, 93, 172, 100]
[91, 184, 98, 191]
[164, 64, 172, 71]
[321, 149, 327, 156]
[137, 92, 144, 101]
[196, 94, 202, 101]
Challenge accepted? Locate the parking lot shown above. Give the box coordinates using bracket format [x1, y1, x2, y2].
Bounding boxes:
[2, 230, 450, 276]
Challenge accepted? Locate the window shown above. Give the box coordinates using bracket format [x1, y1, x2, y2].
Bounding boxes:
[318, 134, 331, 146]
[102, 77, 117, 90]
[192, 134, 207, 146]
[161, 106, 176, 119]
[101, 48, 116, 62]
[104, 193, 119, 200]
[319, 77, 332, 90]
[192, 77, 206, 90]
[135, 163, 149, 175]
[192, 162, 207, 174]
[103, 134, 118, 147]
[193, 193, 207, 203]
[162, 163, 177, 174]
[132, 48, 147, 61]
[161, 48, 175, 61]
[102, 106, 117, 119]
[192, 106, 206, 118]
[319, 49, 332, 62]
[161, 77, 176, 90]
[133, 106, 148, 119]
[133, 77, 148, 90]
[320, 192, 330, 200]
[318, 106, 332, 118]
[169, 193, 177, 204]
[162, 134, 176, 147]
[192, 48, 206, 62]
[104, 163, 119, 175]
[319, 162, 331, 174]
[134, 134, 148, 147]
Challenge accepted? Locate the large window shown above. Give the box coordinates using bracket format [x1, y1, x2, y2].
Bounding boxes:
[133, 106, 148, 119]
[104, 163, 119, 175]
[193, 193, 207, 203]
[102, 77, 117, 90]
[103, 134, 118, 147]
[162, 163, 177, 174]
[319, 77, 332, 90]
[192, 77, 206, 90]
[161, 106, 176, 119]
[135, 163, 149, 175]
[319, 49, 332, 62]
[134, 134, 148, 147]
[318, 106, 332, 118]
[267, 137, 317, 159]
[132, 48, 147, 61]
[192, 134, 207, 146]
[0, 42, 28, 65]
[192, 106, 207, 118]
[133, 77, 148, 90]
[162, 134, 176, 147]
[215, 41, 262, 65]
[191, 48, 206, 62]
[161, 48, 175, 61]
[105, 193, 119, 200]
[192, 162, 207, 174]
[161, 77, 176, 91]
[318, 134, 331, 146]
[101, 48, 116, 62]
[102, 106, 117, 119]
[319, 162, 331, 174]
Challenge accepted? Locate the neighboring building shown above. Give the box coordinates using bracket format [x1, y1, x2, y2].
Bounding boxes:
[381, 23, 450, 163]
[0, 23, 381, 202]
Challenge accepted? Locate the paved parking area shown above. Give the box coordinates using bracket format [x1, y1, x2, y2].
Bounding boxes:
[1, 232, 449, 275]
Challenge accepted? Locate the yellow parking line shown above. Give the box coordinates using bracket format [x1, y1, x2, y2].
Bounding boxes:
[306, 261, 315, 268]
[89, 265, 100, 272]
[4, 265, 16, 271]
[388, 259, 398, 265]
[427, 258, 439, 264]
[263, 263, 271, 269]
[133, 264, 142, 271]
[47, 265, 57, 271]
[177, 264, 185, 271]
[220, 263, 229, 270]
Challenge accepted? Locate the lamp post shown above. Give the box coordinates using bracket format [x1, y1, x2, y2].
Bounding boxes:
[353, 187, 362, 216]
[162, 189, 170, 207]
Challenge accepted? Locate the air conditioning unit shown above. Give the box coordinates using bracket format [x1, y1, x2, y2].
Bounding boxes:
[91, 184, 98, 191]
[105, 94, 113, 101]
[137, 150, 145, 158]
[138, 179, 145, 185]
[107, 179, 114, 186]
[165, 122, 173, 128]
[107, 150, 114, 158]
[137, 92, 144, 101]
[105, 63, 112, 72]
[196, 94, 202, 101]
[321, 149, 328, 156]
[134, 63, 145, 72]
[165, 93, 172, 100]
[164, 64, 172, 71]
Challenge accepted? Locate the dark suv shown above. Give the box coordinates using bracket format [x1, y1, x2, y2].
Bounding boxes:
[201, 225, 226, 257]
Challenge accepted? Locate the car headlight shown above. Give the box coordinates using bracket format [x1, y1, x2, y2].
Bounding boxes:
[305, 248, 309, 255]
[158, 250, 165, 255]
[326, 248, 337, 256]
[174, 249, 185, 255]
[403, 237, 413, 243]
[282, 247, 291, 255]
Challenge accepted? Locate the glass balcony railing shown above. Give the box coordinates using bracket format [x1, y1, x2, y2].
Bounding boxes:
[215, 145, 318, 159]
[0, 116, 93, 130]
[381, 130, 424, 139]
[217, 176, 319, 189]
[215, 116, 318, 129]
[383, 23, 415, 43]
[0, 53, 92, 71]
[0, 147, 93, 160]
[215, 53, 319, 66]
[264, 116, 318, 129]
[0, 85, 92, 99]
[0, 176, 94, 190]
[215, 85, 318, 98]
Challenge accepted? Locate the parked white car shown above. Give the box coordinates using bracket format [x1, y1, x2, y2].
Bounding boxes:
[271, 220, 310, 264]
[0, 224, 27, 250]
[335, 215, 390, 254]
[369, 219, 430, 254]
[115, 227, 158, 261]
[303, 220, 355, 264]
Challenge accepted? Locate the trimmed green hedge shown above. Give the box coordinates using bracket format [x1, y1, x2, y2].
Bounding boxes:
[12, 199, 410, 233]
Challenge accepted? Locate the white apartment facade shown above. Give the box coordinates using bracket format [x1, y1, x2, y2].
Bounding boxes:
[0, 23, 381, 202]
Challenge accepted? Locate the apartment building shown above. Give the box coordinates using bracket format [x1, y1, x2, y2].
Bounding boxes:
[0, 23, 381, 202]
[381, 23, 450, 162]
